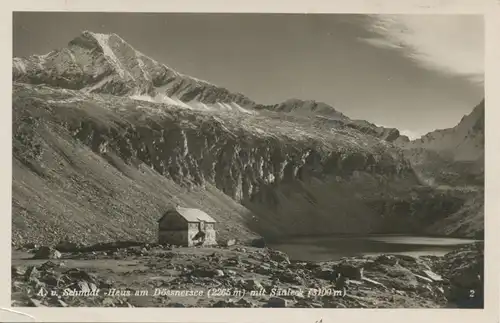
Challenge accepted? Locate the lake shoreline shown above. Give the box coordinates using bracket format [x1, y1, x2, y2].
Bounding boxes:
[267, 232, 482, 243]
[268, 234, 479, 263]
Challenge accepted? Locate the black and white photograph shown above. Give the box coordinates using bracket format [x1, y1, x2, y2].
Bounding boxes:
[10, 11, 486, 310]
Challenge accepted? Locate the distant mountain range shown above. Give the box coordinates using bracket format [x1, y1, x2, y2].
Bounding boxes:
[404, 99, 484, 162]
[401, 100, 484, 188]
[11, 31, 484, 246]
[12, 30, 415, 143]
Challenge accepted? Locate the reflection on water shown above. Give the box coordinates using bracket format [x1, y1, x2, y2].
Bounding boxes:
[269, 234, 478, 262]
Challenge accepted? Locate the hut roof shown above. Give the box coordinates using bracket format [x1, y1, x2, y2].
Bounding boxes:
[158, 206, 216, 223]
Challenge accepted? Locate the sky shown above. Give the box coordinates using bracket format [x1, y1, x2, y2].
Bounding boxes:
[13, 13, 484, 138]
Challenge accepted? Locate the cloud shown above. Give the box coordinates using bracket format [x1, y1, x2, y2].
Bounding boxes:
[360, 15, 484, 84]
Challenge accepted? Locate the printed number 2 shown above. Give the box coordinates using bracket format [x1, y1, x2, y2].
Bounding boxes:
[469, 290, 475, 298]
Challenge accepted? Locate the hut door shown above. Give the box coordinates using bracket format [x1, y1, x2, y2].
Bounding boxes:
[198, 221, 206, 232]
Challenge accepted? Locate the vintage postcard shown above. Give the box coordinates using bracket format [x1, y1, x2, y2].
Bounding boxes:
[1, 0, 499, 322]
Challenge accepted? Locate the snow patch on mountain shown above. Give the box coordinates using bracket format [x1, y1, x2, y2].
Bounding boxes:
[83, 75, 115, 93]
[13, 58, 27, 74]
[46, 98, 85, 105]
[136, 57, 151, 81]
[226, 102, 255, 115]
[86, 31, 128, 79]
[131, 93, 196, 110]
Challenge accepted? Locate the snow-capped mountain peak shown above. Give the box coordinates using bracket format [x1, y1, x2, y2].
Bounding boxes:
[13, 31, 256, 113]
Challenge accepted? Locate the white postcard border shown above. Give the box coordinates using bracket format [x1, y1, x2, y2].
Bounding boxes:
[1, 1, 498, 322]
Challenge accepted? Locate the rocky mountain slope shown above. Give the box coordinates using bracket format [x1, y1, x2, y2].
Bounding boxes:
[256, 99, 409, 143]
[398, 100, 485, 238]
[11, 31, 483, 246]
[401, 100, 484, 183]
[254, 96, 485, 239]
[401, 100, 484, 187]
[404, 100, 484, 163]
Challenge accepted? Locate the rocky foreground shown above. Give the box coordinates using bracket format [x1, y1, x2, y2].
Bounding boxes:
[11, 241, 484, 309]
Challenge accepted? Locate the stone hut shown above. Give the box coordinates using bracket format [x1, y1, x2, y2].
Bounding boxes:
[157, 206, 217, 247]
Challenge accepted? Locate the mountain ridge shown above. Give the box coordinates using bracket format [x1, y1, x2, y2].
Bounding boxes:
[403, 99, 484, 162]
[400, 99, 484, 189]
[13, 31, 257, 113]
[15, 30, 475, 146]
[13, 30, 484, 147]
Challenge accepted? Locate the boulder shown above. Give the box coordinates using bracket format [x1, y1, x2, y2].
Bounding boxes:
[335, 275, 348, 289]
[374, 255, 399, 266]
[28, 277, 45, 290]
[304, 262, 321, 270]
[250, 238, 266, 248]
[39, 271, 60, 287]
[102, 297, 117, 307]
[361, 277, 388, 289]
[226, 270, 237, 276]
[314, 268, 338, 281]
[414, 274, 434, 284]
[224, 239, 237, 247]
[423, 270, 443, 282]
[21, 243, 39, 251]
[74, 280, 92, 293]
[236, 298, 255, 307]
[190, 268, 222, 278]
[55, 239, 83, 252]
[334, 263, 364, 280]
[39, 261, 60, 271]
[385, 267, 419, 290]
[268, 250, 291, 264]
[32, 246, 62, 260]
[224, 256, 243, 266]
[242, 279, 264, 291]
[63, 268, 97, 282]
[11, 281, 23, 292]
[255, 264, 272, 275]
[24, 266, 41, 281]
[395, 254, 419, 263]
[11, 265, 26, 278]
[277, 270, 304, 285]
[214, 269, 225, 277]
